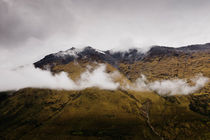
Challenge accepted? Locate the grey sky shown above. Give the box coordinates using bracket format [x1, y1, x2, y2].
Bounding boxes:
[1, 0, 210, 67]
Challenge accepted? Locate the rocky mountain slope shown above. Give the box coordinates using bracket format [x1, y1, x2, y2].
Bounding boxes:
[0, 43, 210, 140]
[34, 43, 210, 90]
[34, 43, 210, 70]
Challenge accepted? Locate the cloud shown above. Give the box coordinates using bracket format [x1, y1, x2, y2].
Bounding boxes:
[1, 0, 210, 49]
[0, 0, 76, 47]
[0, 63, 208, 95]
[1, 0, 210, 69]
[130, 74, 209, 95]
[0, 65, 77, 91]
[76, 64, 119, 90]
[0, 64, 119, 91]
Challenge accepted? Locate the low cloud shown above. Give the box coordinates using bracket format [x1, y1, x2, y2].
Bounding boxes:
[0, 65, 77, 91]
[76, 64, 119, 90]
[130, 74, 209, 95]
[0, 64, 119, 91]
[0, 64, 208, 95]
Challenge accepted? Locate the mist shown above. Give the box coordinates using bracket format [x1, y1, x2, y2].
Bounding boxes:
[0, 64, 208, 95]
[76, 64, 119, 90]
[0, 64, 119, 91]
[131, 74, 209, 95]
[0, 65, 77, 91]
[1, 0, 210, 68]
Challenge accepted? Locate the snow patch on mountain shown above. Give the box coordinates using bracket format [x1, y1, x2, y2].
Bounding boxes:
[53, 47, 105, 58]
[54, 47, 82, 58]
[95, 49, 105, 54]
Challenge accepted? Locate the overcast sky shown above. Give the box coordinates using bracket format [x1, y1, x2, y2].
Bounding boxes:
[1, 0, 210, 67]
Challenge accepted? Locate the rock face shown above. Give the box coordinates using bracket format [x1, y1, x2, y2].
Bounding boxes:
[34, 43, 210, 69]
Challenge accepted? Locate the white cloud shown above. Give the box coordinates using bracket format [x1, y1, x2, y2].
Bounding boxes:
[0, 64, 208, 95]
[0, 64, 119, 91]
[131, 74, 209, 95]
[0, 65, 77, 91]
[76, 64, 119, 90]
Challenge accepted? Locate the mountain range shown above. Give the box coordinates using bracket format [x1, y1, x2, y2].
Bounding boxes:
[34, 43, 210, 69]
[0, 43, 210, 140]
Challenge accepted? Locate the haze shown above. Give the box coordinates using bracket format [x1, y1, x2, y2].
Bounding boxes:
[1, 0, 210, 67]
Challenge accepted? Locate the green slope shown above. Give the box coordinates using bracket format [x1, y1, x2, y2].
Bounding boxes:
[0, 88, 209, 140]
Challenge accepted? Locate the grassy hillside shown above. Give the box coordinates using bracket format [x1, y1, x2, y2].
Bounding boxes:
[50, 51, 210, 93]
[119, 51, 210, 92]
[119, 52, 210, 81]
[0, 88, 209, 140]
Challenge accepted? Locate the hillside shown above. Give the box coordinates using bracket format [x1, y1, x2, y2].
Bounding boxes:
[34, 43, 210, 92]
[0, 43, 210, 140]
[0, 88, 209, 140]
[34, 43, 210, 82]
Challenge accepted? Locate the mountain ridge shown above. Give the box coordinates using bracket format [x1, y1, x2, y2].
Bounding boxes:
[0, 43, 209, 140]
[34, 43, 210, 70]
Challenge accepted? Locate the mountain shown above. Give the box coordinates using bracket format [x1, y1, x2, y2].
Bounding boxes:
[34, 43, 210, 70]
[34, 43, 210, 88]
[0, 43, 210, 140]
[33, 46, 145, 69]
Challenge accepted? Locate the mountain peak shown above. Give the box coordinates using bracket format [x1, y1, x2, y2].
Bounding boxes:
[83, 46, 94, 50]
[34, 43, 210, 69]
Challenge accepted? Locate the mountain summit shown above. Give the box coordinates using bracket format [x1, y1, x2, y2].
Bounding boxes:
[34, 43, 210, 70]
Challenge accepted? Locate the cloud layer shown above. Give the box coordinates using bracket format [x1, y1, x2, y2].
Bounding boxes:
[131, 74, 209, 95]
[1, 0, 210, 68]
[0, 64, 208, 95]
[0, 0, 76, 46]
[0, 64, 119, 91]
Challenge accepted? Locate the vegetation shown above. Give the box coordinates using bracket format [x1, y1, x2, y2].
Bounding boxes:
[0, 47, 209, 139]
[0, 88, 209, 140]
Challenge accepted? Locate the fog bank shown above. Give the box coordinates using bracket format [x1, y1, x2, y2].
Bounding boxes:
[131, 74, 209, 95]
[0, 64, 208, 95]
[0, 64, 119, 91]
